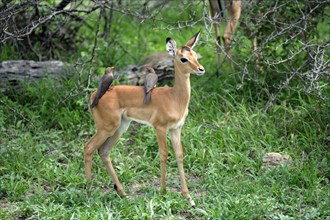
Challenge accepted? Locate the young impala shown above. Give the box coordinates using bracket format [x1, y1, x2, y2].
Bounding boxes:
[84, 32, 205, 207]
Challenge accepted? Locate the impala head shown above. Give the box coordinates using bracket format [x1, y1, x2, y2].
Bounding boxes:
[166, 31, 205, 76]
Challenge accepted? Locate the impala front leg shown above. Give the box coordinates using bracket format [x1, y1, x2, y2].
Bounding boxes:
[170, 127, 195, 208]
[155, 128, 169, 193]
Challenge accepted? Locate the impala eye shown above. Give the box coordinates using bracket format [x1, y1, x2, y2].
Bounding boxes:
[180, 58, 189, 63]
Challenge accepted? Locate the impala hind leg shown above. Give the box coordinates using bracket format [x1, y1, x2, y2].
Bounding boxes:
[214, 22, 222, 71]
[223, 0, 241, 53]
[98, 119, 131, 196]
[170, 128, 195, 208]
[155, 128, 169, 194]
[84, 130, 111, 180]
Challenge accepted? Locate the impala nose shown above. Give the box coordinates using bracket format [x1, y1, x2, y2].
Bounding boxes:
[197, 67, 205, 75]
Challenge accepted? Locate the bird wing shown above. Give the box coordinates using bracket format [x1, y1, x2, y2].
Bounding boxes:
[144, 73, 158, 93]
[99, 74, 114, 94]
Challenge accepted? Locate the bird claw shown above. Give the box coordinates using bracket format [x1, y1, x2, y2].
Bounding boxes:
[107, 86, 113, 92]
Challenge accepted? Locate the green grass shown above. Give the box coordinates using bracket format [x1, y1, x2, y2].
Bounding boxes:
[1, 76, 329, 219]
[0, 2, 329, 218]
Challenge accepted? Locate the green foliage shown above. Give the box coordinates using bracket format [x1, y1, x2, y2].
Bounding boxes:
[1, 74, 329, 219]
[1, 63, 326, 219]
[0, 0, 329, 219]
[0, 72, 90, 132]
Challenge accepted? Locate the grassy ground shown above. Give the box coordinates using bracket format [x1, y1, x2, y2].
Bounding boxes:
[0, 73, 329, 219]
[0, 3, 329, 218]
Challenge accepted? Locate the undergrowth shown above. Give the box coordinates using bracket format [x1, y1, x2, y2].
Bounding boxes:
[0, 2, 329, 218]
[0, 69, 329, 219]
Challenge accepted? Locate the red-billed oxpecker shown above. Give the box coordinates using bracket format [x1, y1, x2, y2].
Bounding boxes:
[90, 66, 115, 109]
[143, 66, 158, 104]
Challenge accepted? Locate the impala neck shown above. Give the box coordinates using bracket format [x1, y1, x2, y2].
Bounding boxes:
[172, 60, 191, 107]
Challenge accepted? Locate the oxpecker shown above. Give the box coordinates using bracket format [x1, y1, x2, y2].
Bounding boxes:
[90, 66, 115, 109]
[143, 66, 158, 104]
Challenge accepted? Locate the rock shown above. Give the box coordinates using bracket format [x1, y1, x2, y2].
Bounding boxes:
[261, 152, 292, 172]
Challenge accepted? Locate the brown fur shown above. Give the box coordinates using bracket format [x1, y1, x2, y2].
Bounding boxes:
[84, 32, 205, 207]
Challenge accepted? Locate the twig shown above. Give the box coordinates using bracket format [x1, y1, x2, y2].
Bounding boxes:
[86, 6, 103, 96]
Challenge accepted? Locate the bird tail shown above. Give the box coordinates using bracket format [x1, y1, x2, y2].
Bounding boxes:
[90, 92, 100, 109]
[144, 92, 151, 104]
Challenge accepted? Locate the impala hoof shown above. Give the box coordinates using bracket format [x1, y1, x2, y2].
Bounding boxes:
[114, 184, 127, 197]
[189, 199, 196, 208]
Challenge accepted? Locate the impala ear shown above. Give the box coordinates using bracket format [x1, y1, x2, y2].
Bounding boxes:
[166, 37, 177, 56]
[185, 31, 200, 49]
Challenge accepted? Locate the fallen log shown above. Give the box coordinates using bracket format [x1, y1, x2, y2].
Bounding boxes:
[0, 53, 176, 93]
[0, 60, 70, 93]
[116, 51, 174, 85]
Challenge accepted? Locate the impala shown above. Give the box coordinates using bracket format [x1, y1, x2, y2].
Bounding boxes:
[209, 0, 242, 68]
[84, 32, 205, 207]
